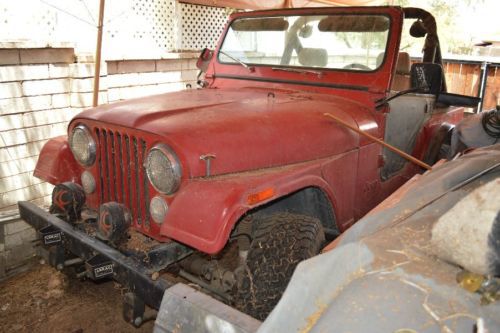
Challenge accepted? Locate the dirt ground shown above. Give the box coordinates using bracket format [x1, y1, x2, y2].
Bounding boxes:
[0, 263, 154, 333]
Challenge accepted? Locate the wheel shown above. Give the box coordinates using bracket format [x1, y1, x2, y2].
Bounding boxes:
[343, 63, 371, 70]
[234, 212, 325, 320]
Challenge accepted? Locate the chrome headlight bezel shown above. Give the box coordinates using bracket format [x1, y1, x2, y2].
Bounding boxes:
[69, 124, 96, 167]
[145, 143, 182, 195]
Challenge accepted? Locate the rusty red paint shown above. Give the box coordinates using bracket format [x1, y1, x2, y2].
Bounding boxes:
[34, 135, 82, 185]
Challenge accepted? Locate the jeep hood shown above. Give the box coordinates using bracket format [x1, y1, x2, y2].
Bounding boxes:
[73, 88, 378, 178]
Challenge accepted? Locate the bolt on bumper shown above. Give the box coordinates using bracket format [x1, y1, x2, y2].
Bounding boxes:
[18, 200, 261, 333]
[18, 200, 171, 310]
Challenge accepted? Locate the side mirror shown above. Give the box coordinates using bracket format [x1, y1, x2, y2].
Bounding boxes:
[411, 63, 443, 95]
[196, 48, 213, 73]
[411, 63, 481, 107]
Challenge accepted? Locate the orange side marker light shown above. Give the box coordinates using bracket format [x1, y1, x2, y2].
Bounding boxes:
[247, 188, 275, 205]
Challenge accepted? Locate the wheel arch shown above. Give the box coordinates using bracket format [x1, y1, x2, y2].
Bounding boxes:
[236, 186, 339, 238]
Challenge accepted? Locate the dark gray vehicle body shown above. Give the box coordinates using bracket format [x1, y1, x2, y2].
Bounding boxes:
[259, 144, 500, 333]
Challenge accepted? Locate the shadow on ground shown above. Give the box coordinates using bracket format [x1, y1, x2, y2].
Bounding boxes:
[0, 263, 154, 333]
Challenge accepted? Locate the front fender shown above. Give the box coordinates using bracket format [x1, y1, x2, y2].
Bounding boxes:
[34, 136, 82, 185]
[161, 160, 337, 254]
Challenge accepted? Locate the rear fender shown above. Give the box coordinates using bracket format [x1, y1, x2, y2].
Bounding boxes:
[412, 106, 464, 161]
[161, 161, 337, 254]
[34, 136, 82, 185]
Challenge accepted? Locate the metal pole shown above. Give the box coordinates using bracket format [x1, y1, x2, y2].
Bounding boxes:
[93, 0, 106, 107]
[476, 61, 489, 113]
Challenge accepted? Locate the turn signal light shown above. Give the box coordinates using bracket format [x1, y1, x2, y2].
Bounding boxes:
[247, 188, 275, 205]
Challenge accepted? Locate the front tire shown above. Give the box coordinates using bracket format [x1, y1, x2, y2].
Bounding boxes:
[234, 212, 324, 320]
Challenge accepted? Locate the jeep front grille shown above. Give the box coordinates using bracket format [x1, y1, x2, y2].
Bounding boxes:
[95, 128, 150, 229]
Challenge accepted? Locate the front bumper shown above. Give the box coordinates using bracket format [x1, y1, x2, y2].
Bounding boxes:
[18, 201, 170, 310]
[18, 200, 261, 333]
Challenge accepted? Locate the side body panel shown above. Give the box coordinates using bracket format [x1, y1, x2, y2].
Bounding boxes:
[161, 151, 357, 254]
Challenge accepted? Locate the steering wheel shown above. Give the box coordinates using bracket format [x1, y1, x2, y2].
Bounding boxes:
[343, 63, 371, 71]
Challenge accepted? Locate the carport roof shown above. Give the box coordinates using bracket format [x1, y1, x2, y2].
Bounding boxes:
[180, 0, 381, 10]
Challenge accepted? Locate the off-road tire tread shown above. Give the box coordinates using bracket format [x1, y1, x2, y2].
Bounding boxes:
[235, 212, 324, 320]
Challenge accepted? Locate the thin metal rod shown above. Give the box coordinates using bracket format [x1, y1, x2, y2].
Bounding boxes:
[64, 258, 84, 266]
[93, 0, 106, 107]
[476, 62, 489, 113]
[40, 0, 96, 27]
[324, 113, 432, 170]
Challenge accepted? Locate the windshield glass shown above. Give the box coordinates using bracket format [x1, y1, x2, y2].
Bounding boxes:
[219, 14, 391, 71]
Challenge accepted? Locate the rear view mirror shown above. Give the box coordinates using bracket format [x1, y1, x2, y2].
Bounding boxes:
[196, 48, 213, 73]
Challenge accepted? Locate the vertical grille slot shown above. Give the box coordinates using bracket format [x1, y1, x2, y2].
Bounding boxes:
[96, 129, 105, 204]
[133, 137, 141, 225]
[109, 131, 117, 201]
[117, 133, 125, 204]
[94, 128, 150, 230]
[103, 130, 111, 202]
[125, 135, 133, 220]
[140, 139, 150, 229]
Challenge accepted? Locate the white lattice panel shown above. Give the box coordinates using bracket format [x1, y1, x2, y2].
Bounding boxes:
[0, 1, 58, 42]
[105, 0, 228, 55]
[179, 3, 227, 50]
[105, 0, 177, 54]
[0, 0, 228, 57]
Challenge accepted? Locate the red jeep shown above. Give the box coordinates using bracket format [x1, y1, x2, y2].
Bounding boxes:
[18, 6, 478, 324]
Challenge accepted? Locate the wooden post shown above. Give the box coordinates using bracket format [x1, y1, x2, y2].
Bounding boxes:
[324, 113, 432, 170]
[93, 0, 106, 107]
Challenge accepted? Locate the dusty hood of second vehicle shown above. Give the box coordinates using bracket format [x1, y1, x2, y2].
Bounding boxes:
[74, 88, 378, 178]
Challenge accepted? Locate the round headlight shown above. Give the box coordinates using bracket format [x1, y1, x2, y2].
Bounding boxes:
[145, 144, 182, 194]
[150, 196, 168, 224]
[69, 125, 96, 166]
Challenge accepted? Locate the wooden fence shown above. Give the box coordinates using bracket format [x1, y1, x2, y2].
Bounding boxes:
[443, 60, 500, 111]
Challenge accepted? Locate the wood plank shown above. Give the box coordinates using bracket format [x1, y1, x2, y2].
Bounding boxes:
[483, 66, 499, 110]
[462, 64, 472, 95]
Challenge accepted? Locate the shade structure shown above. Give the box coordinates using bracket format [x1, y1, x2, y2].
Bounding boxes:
[180, 0, 383, 10]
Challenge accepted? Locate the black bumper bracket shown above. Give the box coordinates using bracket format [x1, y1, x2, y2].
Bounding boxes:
[39, 225, 63, 245]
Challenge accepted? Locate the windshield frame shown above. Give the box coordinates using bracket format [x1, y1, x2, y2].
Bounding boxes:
[216, 12, 393, 74]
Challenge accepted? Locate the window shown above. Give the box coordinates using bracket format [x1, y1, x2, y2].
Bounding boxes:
[219, 14, 391, 71]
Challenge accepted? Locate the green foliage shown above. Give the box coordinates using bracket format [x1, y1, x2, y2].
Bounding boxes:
[387, 0, 491, 56]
